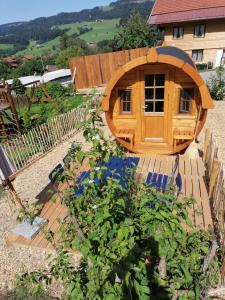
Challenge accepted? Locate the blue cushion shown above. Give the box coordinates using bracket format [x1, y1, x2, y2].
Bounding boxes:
[75, 156, 140, 196]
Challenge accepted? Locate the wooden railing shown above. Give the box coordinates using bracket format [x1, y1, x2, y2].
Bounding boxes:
[1, 98, 96, 174]
[203, 128, 225, 277]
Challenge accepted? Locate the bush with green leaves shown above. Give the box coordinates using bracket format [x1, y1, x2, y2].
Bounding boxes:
[114, 12, 160, 50]
[12, 78, 26, 95]
[207, 66, 225, 100]
[33, 81, 66, 100]
[15, 102, 220, 299]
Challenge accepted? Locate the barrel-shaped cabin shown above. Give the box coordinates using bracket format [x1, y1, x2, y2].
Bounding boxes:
[102, 46, 214, 155]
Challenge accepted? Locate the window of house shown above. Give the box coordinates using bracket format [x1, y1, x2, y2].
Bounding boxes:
[194, 24, 205, 38]
[173, 27, 184, 39]
[192, 49, 203, 62]
[179, 88, 194, 114]
[144, 74, 165, 113]
[119, 90, 131, 114]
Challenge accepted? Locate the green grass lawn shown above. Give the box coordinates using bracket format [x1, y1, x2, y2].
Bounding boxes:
[16, 19, 119, 57]
[0, 44, 14, 50]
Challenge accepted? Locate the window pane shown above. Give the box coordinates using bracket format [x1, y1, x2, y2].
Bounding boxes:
[145, 88, 154, 100]
[192, 50, 203, 62]
[180, 27, 184, 37]
[192, 51, 197, 61]
[195, 25, 205, 37]
[120, 90, 131, 113]
[198, 50, 203, 61]
[145, 75, 154, 86]
[155, 74, 165, 86]
[179, 88, 194, 113]
[200, 25, 205, 37]
[174, 27, 183, 39]
[173, 27, 178, 38]
[155, 88, 164, 99]
[145, 101, 154, 113]
[155, 101, 164, 112]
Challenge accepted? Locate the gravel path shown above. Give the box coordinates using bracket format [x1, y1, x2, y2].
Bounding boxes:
[199, 101, 225, 165]
[0, 119, 112, 297]
[0, 103, 224, 298]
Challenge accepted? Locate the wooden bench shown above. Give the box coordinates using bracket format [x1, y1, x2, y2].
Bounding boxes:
[115, 129, 135, 149]
[173, 127, 195, 150]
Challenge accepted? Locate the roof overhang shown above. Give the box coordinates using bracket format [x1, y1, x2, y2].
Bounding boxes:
[102, 46, 214, 112]
[148, 7, 225, 25]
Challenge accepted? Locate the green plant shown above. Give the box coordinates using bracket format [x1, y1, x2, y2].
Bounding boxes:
[17, 201, 43, 224]
[15, 100, 220, 299]
[114, 12, 160, 50]
[33, 82, 66, 100]
[207, 66, 225, 100]
[12, 78, 26, 95]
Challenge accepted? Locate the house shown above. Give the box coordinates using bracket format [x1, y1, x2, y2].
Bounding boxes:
[20, 54, 33, 64]
[102, 46, 214, 155]
[44, 65, 58, 73]
[6, 69, 72, 87]
[148, 0, 225, 68]
[42, 69, 72, 86]
[3, 56, 19, 68]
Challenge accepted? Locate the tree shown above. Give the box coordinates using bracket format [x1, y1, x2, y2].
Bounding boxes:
[0, 60, 11, 80]
[56, 45, 85, 68]
[12, 78, 26, 95]
[114, 12, 160, 50]
[60, 33, 69, 50]
[13, 58, 43, 77]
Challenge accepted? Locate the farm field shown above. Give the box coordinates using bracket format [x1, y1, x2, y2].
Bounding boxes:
[15, 19, 119, 57]
[0, 44, 14, 50]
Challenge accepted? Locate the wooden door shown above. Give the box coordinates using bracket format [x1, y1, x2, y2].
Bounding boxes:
[141, 72, 168, 141]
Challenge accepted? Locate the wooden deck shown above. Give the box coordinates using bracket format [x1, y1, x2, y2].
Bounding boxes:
[130, 154, 212, 230]
[6, 155, 212, 250]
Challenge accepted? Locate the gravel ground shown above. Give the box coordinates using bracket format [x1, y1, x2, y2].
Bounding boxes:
[0, 103, 224, 298]
[199, 101, 225, 165]
[0, 120, 112, 298]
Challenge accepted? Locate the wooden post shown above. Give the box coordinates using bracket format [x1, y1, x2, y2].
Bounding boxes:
[209, 158, 221, 199]
[39, 82, 51, 102]
[6, 84, 22, 135]
[203, 128, 210, 163]
[5, 178, 24, 209]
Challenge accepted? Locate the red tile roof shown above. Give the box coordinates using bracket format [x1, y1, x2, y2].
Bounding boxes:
[148, 0, 225, 24]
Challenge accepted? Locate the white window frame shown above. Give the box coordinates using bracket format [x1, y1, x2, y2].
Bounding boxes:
[194, 24, 205, 38]
[173, 27, 184, 39]
[192, 49, 203, 62]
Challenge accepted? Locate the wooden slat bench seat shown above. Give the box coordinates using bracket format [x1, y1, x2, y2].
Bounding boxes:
[173, 127, 195, 149]
[115, 128, 135, 149]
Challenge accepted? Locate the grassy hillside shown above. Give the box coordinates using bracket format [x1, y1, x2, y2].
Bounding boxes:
[15, 19, 119, 57]
[0, 44, 14, 50]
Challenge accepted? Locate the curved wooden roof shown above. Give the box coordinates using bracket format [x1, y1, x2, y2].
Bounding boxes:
[102, 46, 214, 111]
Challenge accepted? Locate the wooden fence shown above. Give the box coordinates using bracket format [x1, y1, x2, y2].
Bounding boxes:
[203, 128, 225, 276]
[69, 47, 149, 89]
[1, 98, 96, 173]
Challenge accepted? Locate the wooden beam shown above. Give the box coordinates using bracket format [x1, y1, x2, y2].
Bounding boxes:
[209, 158, 221, 198]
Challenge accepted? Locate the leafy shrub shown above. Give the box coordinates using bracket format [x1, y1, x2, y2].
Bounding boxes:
[33, 81, 66, 100]
[15, 101, 220, 299]
[207, 66, 225, 100]
[196, 63, 208, 71]
[12, 78, 26, 95]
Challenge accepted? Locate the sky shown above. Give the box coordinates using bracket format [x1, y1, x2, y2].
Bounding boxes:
[0, 0, 112, 25]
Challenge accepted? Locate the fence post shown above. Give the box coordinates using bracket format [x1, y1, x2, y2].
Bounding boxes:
[209, 158, 221, 199]
[203, 128, 210, 164]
